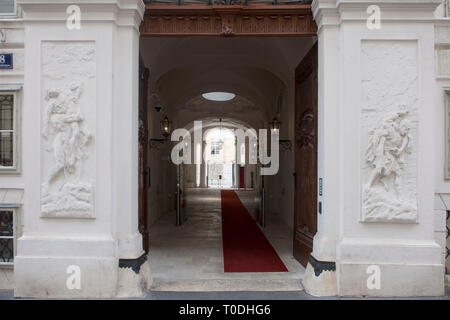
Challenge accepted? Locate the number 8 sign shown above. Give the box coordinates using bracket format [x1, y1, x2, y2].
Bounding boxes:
[0, 53, 13, 69]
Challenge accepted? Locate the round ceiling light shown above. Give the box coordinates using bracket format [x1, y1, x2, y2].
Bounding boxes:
[202, 92, 236, 102]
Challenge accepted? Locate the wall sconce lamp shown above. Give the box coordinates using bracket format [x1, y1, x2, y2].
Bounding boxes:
[149, 116, 172, 149]
[269, 116, 292, 151]
[161, 116, 172, 138]
[269, 117, 281, 132]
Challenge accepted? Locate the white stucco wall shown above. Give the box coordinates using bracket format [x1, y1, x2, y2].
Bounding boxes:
[0, 17, 24, 291]
[146, 108, 176, 228]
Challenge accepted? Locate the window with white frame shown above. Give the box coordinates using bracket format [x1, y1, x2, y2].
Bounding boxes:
[0, 89, 20, 172]
[0, 0, 15, 16]
[210, 141, 222, 155]
[0, 208, 15, 265]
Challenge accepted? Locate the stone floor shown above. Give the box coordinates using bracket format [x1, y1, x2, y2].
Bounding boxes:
[148, 188, 305, 291]
[143, 287, 450, 300]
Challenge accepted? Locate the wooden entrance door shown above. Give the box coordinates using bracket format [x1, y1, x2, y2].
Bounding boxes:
[293, 42, 318, 267]
[138, 61, 150, 253]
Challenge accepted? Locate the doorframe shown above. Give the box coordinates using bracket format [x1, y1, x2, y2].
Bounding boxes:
[138, 1, 319, 263]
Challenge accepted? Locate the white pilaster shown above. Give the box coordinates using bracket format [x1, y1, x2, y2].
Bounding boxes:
[307, 0, 445, 297]
[14, 0, 147, 298]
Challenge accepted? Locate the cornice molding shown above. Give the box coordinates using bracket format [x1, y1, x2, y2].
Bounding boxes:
[16, 0, 145, 29]
[0, 20, 24, 29]
[312, 0, 441, 31]
[312, 0, 339, 31]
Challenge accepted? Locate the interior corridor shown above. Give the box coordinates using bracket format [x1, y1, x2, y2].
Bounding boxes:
[148, 188, 305, 291]
[139, 36, 316, 292]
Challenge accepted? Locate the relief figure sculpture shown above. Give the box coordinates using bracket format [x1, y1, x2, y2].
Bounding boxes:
[41, 82, 93, 218]
[363, 104, 417, 222]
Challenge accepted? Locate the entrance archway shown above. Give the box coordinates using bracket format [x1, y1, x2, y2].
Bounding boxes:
[138, 0, 319, 291]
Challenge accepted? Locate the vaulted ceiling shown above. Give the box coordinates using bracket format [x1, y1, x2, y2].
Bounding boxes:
[140, 36, 315, 129]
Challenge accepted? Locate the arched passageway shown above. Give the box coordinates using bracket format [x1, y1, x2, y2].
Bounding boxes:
[138, 35, 317, 290]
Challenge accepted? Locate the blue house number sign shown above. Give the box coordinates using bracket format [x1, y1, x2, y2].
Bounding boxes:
[0, 53, 13, 69]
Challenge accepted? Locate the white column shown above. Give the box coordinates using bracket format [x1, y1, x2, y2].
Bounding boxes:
[305, 0, 444, 297]
[114, 2, 145, 260]
[15, 0, 148, 298]
[200, 141, 207, 187]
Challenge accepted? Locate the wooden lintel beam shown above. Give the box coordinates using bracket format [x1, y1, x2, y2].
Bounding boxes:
[141, 3, 317, 37]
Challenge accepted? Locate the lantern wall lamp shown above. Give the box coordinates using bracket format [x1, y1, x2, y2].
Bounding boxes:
[149, 116, 172, 149]
[269, 116, 292, 151]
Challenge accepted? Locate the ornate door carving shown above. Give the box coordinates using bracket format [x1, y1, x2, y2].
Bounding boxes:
[293, 42, 318, 267]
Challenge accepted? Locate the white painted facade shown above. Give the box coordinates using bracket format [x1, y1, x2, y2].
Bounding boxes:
[0, 0, 448, 298]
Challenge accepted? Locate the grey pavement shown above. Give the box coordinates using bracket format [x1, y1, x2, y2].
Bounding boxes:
[1, 287, 449, 300]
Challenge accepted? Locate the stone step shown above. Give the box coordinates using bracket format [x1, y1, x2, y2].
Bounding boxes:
[151, 278, 304, 292]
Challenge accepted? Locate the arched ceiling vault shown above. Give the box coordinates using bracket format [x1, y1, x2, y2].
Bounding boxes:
[156, 65, 283, 123]
[140, 36, 316, 128]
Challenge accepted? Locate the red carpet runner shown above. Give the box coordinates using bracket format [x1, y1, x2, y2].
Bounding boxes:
[221, 190, 288, 272]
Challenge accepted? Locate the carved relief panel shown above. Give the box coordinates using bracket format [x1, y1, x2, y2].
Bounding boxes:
[360, 40, 419, 223]
[296, 109, 315, 149]
[40, 41, 96, 219]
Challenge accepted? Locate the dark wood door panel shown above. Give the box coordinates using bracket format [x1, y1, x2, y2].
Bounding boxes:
[293, 228, 314, 267]
[293, 42, 318, 267]
[138, 60, 150, 254]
